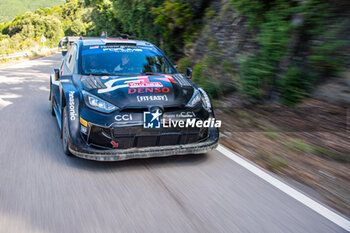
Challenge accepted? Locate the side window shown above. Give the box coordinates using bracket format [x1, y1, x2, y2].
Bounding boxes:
[65, 45, 77, 75]
[62, 46, 73, 76]
[60, 61, 64, 75]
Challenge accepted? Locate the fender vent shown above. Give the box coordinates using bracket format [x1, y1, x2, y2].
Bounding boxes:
[81, 76, 106, 90]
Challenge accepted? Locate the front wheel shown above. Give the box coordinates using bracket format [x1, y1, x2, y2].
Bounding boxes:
[62, 108, 73, 156]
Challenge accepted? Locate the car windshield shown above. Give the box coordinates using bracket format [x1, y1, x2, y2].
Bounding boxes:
[81, 46, 176, 76]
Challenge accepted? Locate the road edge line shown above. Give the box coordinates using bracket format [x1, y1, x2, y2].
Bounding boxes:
[217, 144, 350, 232]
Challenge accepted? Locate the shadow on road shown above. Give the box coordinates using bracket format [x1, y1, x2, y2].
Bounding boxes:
[65, 153, 208, 171]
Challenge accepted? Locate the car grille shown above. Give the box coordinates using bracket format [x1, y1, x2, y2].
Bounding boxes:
[113, 126, 203, 149]
[85, 125, 208, 149]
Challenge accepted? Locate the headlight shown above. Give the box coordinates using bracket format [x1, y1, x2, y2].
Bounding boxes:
[186, 90, 201, 107]
[82, 90, 118, 113]
[198, 88, 212, 111]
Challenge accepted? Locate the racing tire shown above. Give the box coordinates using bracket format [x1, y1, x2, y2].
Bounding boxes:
[62, 108, 73, 156]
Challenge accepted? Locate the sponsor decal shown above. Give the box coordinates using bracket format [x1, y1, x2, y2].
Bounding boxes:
[80, 126, 87, 134]
[80, 117, 88, 127]
[102, 48, 143, 53]
[101, 76, 110, 80]
[163, 111, 196, 118]
[153, 76, 178, 84]
[143, 109, 162, 129]
[98, 76, 177, 94]
[162, 118, 221, 128]
[68, 91, 77, 121]
[128, 81, 163, 88]
[128, 87, 170, 94]
[110, 141, 119, 148]
[137, 95, 168, 102]
[115, 114, 133, 121]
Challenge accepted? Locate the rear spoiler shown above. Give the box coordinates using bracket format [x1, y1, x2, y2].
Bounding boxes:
[58, 34, 137, 48]
[58, 36, 102, 56]
[58, 35, 138, 56]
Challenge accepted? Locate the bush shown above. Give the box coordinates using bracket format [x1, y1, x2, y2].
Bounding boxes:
[0, 0, 85, 53]
[279, 66, 311, 106]
[308, 38, 346, 78]
[176, 57, 191, 73]
[192, 60, 223, 99]
[239, 53, 273, 100]
[65, 19, 86, 36]
[233, 0, 346, 105]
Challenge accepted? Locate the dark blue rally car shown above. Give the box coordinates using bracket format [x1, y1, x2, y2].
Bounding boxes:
[50, 37, 219, 161]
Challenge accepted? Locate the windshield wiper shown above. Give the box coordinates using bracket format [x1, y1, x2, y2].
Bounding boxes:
[84, 73, 131, 76]
[141, 72, 165, 75]
[85, 73, 112, 76]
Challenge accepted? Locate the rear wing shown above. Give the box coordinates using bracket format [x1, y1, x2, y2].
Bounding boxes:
[58, 34, 138, 56]
[58, 37, 79, 56]
[58, 36, 80, 49]
[58, 36, 101, 56]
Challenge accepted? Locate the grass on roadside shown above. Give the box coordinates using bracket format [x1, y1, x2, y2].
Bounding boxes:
[259, 149, 289, 172]
[263, 126, 279, 139]
[284, 138, 350, 163]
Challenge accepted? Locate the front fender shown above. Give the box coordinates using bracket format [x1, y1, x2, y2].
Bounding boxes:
[61, 81, 82, 148]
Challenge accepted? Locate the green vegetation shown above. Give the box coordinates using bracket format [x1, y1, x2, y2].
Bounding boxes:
[0, 0, 347, 106]
[192, 59, 223, 99]
[284, 139, 349, 163]
[264, 130, 279, 140]
[279, 66, 310, 106]
[0, 0, 88, 54]
[233, 0, 347, 105]
[176, 57, 191, 73]
[267, 156, 289, 172]
[236, 109, 251, 119]
[260, 149, 289, 171]
[284, 139, 315, 154]
[0, 0, 64, 22]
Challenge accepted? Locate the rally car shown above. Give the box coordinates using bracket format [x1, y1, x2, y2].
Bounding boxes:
[49, 37, 219, 161]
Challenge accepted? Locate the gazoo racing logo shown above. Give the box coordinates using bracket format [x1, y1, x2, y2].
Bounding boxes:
[68, 91, 77, 121]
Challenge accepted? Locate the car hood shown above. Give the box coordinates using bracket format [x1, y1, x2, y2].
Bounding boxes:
[81, 74, 194, 108]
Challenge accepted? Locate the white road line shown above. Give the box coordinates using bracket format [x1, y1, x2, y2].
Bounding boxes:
[217, 144, 350, 232]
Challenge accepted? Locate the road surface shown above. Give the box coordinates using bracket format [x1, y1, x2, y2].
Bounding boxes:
[0, 54, 348, 233]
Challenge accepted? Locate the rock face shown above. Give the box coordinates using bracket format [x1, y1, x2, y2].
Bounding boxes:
[312, 71, 350, 107]
[189, 0, 257, 70]
[183, 0, 258, 96]
[185, 0, 350, 106]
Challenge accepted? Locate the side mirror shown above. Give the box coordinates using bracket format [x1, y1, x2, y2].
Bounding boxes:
[61, 50, 67, 56]
[186, 67, 192, 79]
[174, 65, 178, 69]
[54, 68, 60, 81]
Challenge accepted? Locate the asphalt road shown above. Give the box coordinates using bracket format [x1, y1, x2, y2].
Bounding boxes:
[0, 54, 347, 233]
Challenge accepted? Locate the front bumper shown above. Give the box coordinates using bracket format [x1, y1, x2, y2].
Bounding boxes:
[68, 126, 219, 161]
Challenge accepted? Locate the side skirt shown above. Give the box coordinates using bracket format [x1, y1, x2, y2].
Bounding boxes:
[54, 105, 62, 130]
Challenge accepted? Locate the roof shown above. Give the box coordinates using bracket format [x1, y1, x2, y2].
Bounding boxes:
[58, 36, 154, 48]
[81, 38, 153, 47]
